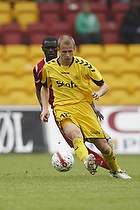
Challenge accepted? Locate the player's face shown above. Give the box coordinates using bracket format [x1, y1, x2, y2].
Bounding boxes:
[42, 40, 57, 61]
[58, 43, 75, 66]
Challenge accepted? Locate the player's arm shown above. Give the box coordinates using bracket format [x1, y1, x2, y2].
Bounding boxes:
[36, 89, 42, 109]
[87, 61, 108, 100]
[92, 82, 108, 101]
[40, 86, 50, 122]
[33, 66, 43, 109]
[90, 101, 104, 121]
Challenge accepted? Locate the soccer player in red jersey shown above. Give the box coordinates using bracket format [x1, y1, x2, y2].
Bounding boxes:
[33, 36, 110, 171]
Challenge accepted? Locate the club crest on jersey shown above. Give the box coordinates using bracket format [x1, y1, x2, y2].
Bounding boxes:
[56, 80, 77, 88]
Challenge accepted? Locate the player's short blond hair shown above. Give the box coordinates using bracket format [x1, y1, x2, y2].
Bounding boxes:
[58, 35, 75, 48]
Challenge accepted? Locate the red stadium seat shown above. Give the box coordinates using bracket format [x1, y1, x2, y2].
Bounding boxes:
[3, 33, 23, 45]
[26, 22, 50, 44]
[114, 13, 126, 26]
[112, 2, 130, 13]
[96, 13, 108, 23]
[41, 13, 60, 24]
[101, 21, 120, 44]
[27, 22, 48, 37]
[62, 2, 81, 14]
[1, 22, 22, 34]
[101, 21, 120, 33]
[29, 33, 48, 45]
[91, 2, 108, 14]
[39, 2, 60, 18]
[111, 2, 130, 22]
[51, 21, 72, 38]
[102, 32, 121, 44]
[1, 22, 23, 44]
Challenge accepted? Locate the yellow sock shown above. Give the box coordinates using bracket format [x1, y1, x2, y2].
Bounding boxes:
[102, 147, 119, 173]
[73, 138, 88, 163]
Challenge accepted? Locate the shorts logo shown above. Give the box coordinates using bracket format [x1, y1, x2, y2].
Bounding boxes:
[56, 81, 77, 88]
[60, 113, 71, 119]
[90, 131, 100, 134]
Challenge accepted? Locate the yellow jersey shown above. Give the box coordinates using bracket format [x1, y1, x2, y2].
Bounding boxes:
[42, 56, 104, 107]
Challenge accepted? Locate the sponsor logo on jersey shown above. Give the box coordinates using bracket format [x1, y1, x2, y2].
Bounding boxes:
[56, 81, 77, 88]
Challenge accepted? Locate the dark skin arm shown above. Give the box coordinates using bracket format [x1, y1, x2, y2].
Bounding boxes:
[36, 89, 42, 110]
[90, 101, 104, 121]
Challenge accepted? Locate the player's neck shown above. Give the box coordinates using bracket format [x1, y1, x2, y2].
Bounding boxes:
[58, 57, 73, 67]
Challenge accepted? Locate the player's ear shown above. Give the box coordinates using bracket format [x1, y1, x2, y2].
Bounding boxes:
[41, 46, 44, 51]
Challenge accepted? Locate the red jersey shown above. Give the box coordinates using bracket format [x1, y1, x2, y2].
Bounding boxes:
[33, 58, 54, 108]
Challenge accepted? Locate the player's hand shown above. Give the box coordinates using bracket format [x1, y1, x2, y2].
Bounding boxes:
[91, 101, 104, 121]
[91, 92, 100, 101]
[94, 109, 104, 121]
[40, 110, 50, 122]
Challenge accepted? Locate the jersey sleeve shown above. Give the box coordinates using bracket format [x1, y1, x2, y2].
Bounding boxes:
[41, 64, 51, 88]
[33, 62, 43, 90]
[86, 61, 104, 86]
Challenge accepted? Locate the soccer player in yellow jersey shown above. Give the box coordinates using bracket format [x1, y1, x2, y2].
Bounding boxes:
[40, 35, 131, 179]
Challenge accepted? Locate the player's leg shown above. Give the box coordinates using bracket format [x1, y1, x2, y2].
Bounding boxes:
[90, 138, 131, 179]
[87, 147, 110, 170]
[54, 112, 110, 170]
[59, 128, 110, 170]
[90, 138, 119, 173]
[62, 119, 97, 175]
[104, 131, 115, 150]
[62, 119, 88, 163]
[90, 101, 114, 150]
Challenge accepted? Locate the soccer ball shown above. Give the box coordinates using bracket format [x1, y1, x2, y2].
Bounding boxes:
[51, 151, 74, 172]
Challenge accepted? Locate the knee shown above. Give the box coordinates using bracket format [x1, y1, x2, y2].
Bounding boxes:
[71, 130, 83, 139]
[101, 144, 111, 154]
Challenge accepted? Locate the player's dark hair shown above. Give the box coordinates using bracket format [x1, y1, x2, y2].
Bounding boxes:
[42, 36, 58, 46]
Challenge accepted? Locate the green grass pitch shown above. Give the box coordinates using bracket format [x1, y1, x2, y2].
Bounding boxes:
[0, 153, 140, 210]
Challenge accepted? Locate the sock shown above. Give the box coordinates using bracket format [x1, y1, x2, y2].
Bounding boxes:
[102, 147, 119, 173]
[73, 138, 88, 163]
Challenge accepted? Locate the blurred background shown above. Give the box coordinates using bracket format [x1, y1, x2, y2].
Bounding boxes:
[0, 0, 140, 155]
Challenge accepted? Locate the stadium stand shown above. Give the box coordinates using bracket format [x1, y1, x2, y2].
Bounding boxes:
[28, 44, 44, 66]
[51, 21, 72, 40]
[78, 44, 104, 59]
[0, 1, 12, 27]
[4, 44, 29, 61]
[62, 1, 81, 15]
[13, 1, 39, 30]
[3, 44, 31, 76]
[38, 1, 60, 18]
[41, 13, 60, 26]
[128, 44, 140, 59]
[26, 22, 48, 44]
[1, 22, 23, 45]
[111, 1, 130, 15]
[103, 44, 129, 59]
[0, 45, 5, 60]
[90, 1, 108, 15]
[0, 1, 140, 106]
